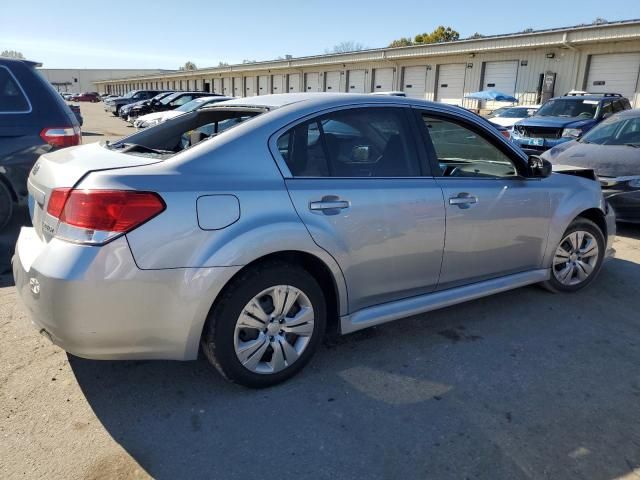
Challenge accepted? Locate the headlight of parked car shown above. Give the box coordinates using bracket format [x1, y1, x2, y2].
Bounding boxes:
[562, 128, 582, 138]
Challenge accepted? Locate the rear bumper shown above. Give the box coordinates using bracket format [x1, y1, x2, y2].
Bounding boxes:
[12, 228, 241, 360]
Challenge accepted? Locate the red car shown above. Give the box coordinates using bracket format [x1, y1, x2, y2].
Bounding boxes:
[69, 92, 100, 102]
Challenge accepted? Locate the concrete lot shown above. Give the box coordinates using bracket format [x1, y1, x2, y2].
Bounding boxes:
[1, 103, 640, 480]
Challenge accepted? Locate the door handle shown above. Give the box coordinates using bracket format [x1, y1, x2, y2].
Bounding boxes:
[309, 196, 350, 214]
[449, 193, 478, 208]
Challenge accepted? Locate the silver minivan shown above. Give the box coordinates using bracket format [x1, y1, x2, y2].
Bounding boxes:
[13, 93, 615, 387]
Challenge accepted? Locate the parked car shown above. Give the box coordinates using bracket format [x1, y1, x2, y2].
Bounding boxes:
[133, 95, 234, 128]
[68, 104, 83, 126]
[69, 92, 100, 102]
[13, 93, 614, 387]
[126, 91, 214, 119]
[0, 57, 81, 230]
[543, 108, 640, 223]
[512, 93, 632, 154]
[487, 105, 540, 128]
[60, 92, 74, 101]
[119, 91, 175, 121]
[104, 90, 161, 116]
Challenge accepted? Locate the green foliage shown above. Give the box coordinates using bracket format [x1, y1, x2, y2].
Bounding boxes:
[389, 26, 460, 47]
[388, 37, 413, 48]
[179, 61, 197, 71]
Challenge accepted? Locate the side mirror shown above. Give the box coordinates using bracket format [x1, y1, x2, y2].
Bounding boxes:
[528, 155, 552, 178]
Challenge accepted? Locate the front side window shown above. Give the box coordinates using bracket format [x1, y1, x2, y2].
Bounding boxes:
[278, 108, 420, 177]
[0, 66, 30, 112]
[422, 115, 518, 178]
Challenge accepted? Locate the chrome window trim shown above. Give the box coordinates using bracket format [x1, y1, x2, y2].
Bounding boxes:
[0, 64, 33, 114]
[267, 102, 421, 179]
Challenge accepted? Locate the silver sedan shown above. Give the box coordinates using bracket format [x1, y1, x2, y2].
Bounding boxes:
[13, 93, 616, 387]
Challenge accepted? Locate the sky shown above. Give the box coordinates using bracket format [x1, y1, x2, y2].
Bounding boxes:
[1, 0, 638, 69]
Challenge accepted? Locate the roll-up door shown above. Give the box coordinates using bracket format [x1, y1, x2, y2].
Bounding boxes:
[213, 78, 222, 94]
[245, 77, 257, 96]
[436, 64, 466, 105]
[402, 66, 427, 99]
[325, 71, 341, 92]
[586, 53, 640, 104]
[223, 78, 232, 96]
[272, 74, 285, 94]
[373, 68, 394, 92]
[258, 75, 268, 95]
[347, 69, 366, 93]
[288, 73, 301, 92]
[233, 77, 243, 97]
[305, 72, 321, 92]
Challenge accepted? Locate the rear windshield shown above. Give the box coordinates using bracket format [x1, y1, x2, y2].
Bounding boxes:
[536, 99, 598, 118]
[106, 107, 265, 159]
[0, 66, 30, 112]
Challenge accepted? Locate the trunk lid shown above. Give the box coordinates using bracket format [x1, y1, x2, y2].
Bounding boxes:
[28, 142, 162, 242]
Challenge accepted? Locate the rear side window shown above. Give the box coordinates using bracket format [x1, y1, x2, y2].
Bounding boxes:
[278, 107, 420, 177]
[0, 66, 30, 113]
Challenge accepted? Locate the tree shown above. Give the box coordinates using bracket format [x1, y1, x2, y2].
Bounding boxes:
[217, 61, 229, 67]
[468, 32, 484, 39]
[179, 61, 197, 71]
[592, 17, 607, 25]
[325, 41, 366, 54]
[388, 37, 413, 48]
[1, 50, 24, 59]
[414, 26, 460, 44]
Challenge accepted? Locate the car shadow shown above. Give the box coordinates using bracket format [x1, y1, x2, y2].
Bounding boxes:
[617, 223, 640, 240]
[69, 257, 640, 480]
[0, 206, 29, 279]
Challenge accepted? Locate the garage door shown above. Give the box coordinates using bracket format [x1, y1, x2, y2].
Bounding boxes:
[272, 74, 285, 94]
[258, 75, 268, 95]
[436, 64, 466, 105]
[223, 78, 232, 96]
[348, 70, 366, 93]
[305, 72, 321, 92]
[587, 53, 640, 104]
[211, 78, 220, 94]
[288, 73, 301, 92]
[373, 68, 394, 92]
[325, 71, 341, 92]
[233, 77, 242, 96]
[483, 60, 519, 108]
[402, 66, 428, 99]
[245, 77, 257, 97]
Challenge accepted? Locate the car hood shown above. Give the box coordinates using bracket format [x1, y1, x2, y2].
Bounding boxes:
[489, 117, 524, 127]
[542, 140, 640, 177]
[516, 116, 594, 129]
[137, 110, 182, 123]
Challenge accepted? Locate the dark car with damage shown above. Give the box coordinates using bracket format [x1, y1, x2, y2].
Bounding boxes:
[104, 89, 162, 116]
[119, 91, 175, 121]
[511, 93, 632, 155]
[543, 109, 640, 223]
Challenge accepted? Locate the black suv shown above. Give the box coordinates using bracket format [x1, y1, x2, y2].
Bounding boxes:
[0, 58, 81, 231]
[127, 91, 214, 118]
[104, 89, 162, 116]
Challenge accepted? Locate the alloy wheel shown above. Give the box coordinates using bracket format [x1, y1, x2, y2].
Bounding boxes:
[552, 230, 600, 286]
[234, 285, 315, 374]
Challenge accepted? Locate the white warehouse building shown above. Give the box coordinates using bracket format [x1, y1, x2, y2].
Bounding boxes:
[39, 68, 170, 94]
[94, 19, 640, 109]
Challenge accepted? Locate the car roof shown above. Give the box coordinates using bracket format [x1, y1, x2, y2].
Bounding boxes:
[556, 94, 622, 101]
[612, 108, 640, 118]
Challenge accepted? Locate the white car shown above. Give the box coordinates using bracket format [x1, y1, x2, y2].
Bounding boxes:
[133, 95, 234, 128]
[487, 105, 540, 128]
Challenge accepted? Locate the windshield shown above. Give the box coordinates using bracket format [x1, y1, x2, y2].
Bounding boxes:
[491, 107, 536, 118]
[536, 99, 598, 118]
[122, 90, 138, 98]
[176, 98, 214, 113]
[580, 115, 640, 146]
[152, 92, 171, 101]
[487, 107, 509, 118]
[159, 92, 182, 105]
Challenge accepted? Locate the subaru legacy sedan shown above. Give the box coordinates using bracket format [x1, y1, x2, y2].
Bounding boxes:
[13, 93, 615, 388]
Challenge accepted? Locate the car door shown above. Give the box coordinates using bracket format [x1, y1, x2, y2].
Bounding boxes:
[414, 109, 551, 290]
[276, 106, 446, 312]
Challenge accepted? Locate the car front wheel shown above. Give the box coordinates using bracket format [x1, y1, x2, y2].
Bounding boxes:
[202, 262, 326, 388]
[542, 217, 605, 292]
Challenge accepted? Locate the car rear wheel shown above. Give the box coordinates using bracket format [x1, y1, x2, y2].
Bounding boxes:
[542, 218, 605, 293]
[201, 262, 326, 388]
[0, 181, 14, 231]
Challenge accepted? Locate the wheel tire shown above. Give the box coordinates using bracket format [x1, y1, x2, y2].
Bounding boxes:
[0, 181, 14, 232]
[201, 262, 326, 388]
[542, 217, 605, 293]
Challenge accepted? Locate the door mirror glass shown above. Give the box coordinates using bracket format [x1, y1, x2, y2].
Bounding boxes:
[528, 155, 552, 178]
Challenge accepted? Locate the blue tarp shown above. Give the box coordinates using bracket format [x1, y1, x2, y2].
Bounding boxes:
[464, 90, 518, 102]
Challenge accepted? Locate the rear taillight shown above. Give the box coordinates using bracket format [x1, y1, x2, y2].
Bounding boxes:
[47, 188, 165, 244]
[40, 126, 82, 148]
